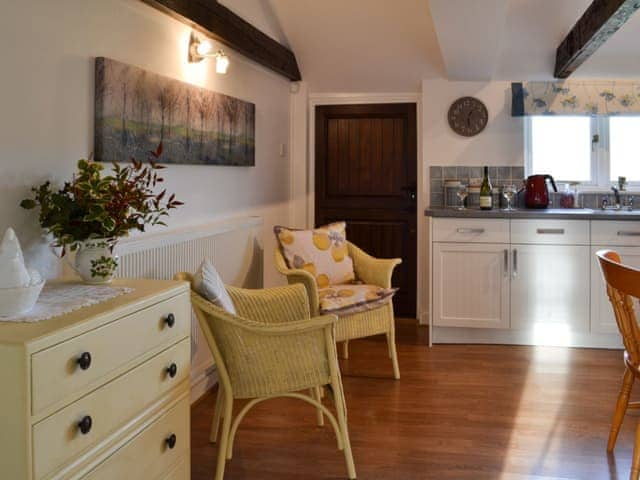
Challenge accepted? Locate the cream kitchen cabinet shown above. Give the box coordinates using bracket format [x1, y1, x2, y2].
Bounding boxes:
[509, 218, 590, 333]
[0, 278, 191, 480]
[510, 244, 590, 332]
[590, 245, 640, 335]
[433, 242, 510, 329]
[429, 216, 615, 346]
[590, 220, 640, 335]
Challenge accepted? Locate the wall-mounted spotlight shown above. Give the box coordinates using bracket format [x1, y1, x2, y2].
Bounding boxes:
[188, 33, 230, 74]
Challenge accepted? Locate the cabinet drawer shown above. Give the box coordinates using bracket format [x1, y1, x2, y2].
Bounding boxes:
[84, 396, 189, 480]
[161, 456, 190, 480]
[433, 218, 509, 244]
[592, 220, 640, 246]
[510, 219, 589, 245]
[32, 338, 190, 480]
[32, 292, 190, 415]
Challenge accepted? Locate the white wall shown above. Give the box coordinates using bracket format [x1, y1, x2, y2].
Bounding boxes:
[0, 0, 292, 286]
[422, 79, 524, 172]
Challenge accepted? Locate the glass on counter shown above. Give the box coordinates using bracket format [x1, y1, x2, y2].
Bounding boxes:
[559, 182, 579, 208]
[502, 185, 517, 211]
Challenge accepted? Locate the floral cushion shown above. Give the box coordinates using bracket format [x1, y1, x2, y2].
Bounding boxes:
[274, 222, 355, 288]
[318, 284, 397, 315]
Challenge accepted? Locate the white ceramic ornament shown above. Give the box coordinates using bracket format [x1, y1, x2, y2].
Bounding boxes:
[0, 228, 45, 318]
[0, 228, 30, 288]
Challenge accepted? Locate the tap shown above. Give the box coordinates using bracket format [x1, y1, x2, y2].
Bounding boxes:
[612, 186, 621, 207]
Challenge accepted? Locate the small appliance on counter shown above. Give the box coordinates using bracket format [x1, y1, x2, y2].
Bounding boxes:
[524, 174, 557, 209]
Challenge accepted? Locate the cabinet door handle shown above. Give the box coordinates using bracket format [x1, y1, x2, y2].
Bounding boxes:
[617, 231, 640, 236]
[512, 249, 518, 277]
[536, 228, 565, 235]
[165, 433, 177, 450]
[166, 363, 178, 378]
[164, 313, 176, 328]
[503, 249, 508, 277]
[78, 415, 93, 435]
[456, 228, 485, 234]
[77, 352, 92, 371]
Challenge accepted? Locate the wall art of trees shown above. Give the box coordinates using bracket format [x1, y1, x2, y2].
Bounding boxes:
[94, 57, 255, 166]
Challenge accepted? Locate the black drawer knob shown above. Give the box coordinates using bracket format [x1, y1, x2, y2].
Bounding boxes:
[77, 352, 92, 370]
[166, 363, 178, 378]
[165, 433, 177, 450]
[78, 415, 92, 435]
[164, 313, 176, 328]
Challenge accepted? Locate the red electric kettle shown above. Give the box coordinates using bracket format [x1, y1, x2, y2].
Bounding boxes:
[525, 174, 557, 209]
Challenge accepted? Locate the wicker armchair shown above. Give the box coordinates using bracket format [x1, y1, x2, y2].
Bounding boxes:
[275, 241, 401, 379]
[174, 272, 356, 480]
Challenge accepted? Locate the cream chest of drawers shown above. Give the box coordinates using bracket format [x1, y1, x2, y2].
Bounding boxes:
[0, 279, 191, 480]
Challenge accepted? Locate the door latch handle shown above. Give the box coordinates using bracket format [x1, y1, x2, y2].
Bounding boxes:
[401, 184, 417, 202]
[512, 249, 518, 277]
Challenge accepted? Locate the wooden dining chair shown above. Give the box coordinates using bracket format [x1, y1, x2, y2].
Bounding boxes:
[597, 249, 640, 480]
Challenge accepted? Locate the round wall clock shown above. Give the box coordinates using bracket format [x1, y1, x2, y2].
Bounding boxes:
[447, 96, 488, 137]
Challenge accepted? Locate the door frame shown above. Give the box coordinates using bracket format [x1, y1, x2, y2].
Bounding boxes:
[307, 92, 425, 323]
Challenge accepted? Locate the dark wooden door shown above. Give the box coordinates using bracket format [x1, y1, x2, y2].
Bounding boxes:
[315, 103, 417, 318]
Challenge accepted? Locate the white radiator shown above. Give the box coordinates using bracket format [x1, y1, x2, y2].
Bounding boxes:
[116, 216, 264, 401]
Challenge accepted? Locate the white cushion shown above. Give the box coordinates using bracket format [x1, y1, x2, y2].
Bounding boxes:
[193, 259, 236, 314]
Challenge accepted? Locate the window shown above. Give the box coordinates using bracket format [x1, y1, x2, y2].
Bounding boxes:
[525, 116, 640, 188]
[610, 117, 640, 182]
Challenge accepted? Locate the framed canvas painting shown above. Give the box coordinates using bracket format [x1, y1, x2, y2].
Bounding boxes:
[94, 57, 255, 166]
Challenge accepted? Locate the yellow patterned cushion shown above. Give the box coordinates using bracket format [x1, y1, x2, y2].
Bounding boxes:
[274, 222, 355, 287]
[318, 284, 397, 315]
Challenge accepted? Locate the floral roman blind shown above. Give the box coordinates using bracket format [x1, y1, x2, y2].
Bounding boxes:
[511, 81, 640, 116]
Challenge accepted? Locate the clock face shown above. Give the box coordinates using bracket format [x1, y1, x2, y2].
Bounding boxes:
[447, 96, 488, 137]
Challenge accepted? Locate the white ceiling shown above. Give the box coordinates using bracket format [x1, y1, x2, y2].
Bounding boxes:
[575, 8, 640, 78]
[267, 0, 445, 92]
[429, 0, 509, 81]
[495, 0, 591, 80]
[228, 0, 640, 90]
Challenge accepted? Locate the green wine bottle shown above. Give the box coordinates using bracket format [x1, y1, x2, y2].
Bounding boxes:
[480, 166, 493, 210]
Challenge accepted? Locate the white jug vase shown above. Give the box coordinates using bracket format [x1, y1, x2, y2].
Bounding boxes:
[71, 238, 119, 284]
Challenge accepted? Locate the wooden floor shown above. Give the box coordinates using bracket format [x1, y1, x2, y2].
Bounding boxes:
[191, 321, 638, 479]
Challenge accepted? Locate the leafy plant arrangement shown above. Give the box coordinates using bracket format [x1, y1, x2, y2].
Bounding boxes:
[21, 143, 183, 256]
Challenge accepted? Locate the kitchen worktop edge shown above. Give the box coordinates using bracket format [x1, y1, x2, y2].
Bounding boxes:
[425, 207, 640, 221]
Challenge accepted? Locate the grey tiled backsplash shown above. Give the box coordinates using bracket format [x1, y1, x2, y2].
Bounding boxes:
[429, 165, 525, 208]
[429, 164, 635, 209]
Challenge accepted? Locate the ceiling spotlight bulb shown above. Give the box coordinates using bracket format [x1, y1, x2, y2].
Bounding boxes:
[215, 51, 230, 74]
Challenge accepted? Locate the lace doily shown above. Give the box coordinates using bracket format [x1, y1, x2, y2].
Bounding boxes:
[0, 283, 134, 323]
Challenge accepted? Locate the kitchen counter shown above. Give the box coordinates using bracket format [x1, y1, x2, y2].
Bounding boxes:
[425, 207, 640, 221]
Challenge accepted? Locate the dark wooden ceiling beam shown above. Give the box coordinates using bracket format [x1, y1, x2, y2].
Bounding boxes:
[555, 0, 640, 78]
[141, 0, 301, 81]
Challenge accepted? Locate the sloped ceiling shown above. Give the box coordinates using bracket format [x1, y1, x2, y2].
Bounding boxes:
[268, 0, 445, 92]
[233, 0, 640, 91]
[576, 8, 640, 78]
[495, 0, 592, 80]
[429, 0, 509, 81]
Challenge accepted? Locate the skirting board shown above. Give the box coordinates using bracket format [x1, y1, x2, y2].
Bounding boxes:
[432, 326, 623, 349]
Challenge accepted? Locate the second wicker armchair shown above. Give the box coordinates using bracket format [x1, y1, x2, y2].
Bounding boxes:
[275, 241, 401, 379]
